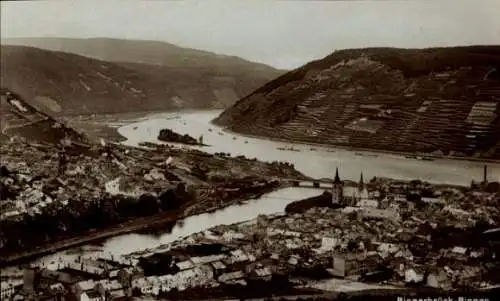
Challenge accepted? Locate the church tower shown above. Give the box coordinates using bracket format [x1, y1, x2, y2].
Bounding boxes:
[357, 172, 369, 200]
[332, 167, 343, 204]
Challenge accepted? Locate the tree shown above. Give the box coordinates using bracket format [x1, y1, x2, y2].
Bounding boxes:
[117, 197, 137, 217]
[159, 189, 181, 211]
[485, 182, 500, 193]
[137, 194, 159, 216]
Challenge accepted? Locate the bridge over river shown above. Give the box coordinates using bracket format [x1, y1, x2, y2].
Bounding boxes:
[284, 178, 336, 189]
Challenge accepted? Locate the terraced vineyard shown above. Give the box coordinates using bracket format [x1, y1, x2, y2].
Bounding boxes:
[214, 46, 500, 159]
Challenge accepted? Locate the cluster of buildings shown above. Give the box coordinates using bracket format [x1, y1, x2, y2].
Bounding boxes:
[1, 170, 498, 299]
[123, 170, 498, 295]
[1, 253, 137, 301]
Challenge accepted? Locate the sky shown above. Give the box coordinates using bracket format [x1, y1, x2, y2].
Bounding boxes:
[1, 0, 500, 69]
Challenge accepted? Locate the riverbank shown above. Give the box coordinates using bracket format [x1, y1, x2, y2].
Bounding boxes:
[0, 208, 181, 267]
[213, 122, 500, 164]
[285, 191, 333, 213]
[74, 110, 500, 165]
[0, 180, 286, 267]
[0, 179, 290, 267]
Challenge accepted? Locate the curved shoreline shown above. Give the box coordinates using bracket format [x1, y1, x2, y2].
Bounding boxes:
[210, 121, 500, 165]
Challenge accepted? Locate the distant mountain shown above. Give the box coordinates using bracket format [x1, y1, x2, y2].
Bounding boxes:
[214, 46, 500, 159]
[1, 38, 283, 115]
[0, 88, 89, 145]
[3, 37, 280, 73]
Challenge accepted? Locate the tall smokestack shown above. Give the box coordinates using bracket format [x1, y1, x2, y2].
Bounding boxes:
[484, 165, 488, 184]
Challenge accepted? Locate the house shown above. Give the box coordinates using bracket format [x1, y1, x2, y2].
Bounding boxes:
[1, 281, 16, 300]
[331, 254, 353, 278]
[65, 261, 105, 277]
[356, 199, 379, 208]
[288, 255, 299, 265]
[317, 237, 339, 253]
[23, 268, 40, 293]
[266, 227, 285, 237]
[73, 279, 95, 292]
[426, 269, 452, 290]
[231, 250, 248, 262]
[109, 289, 126, 300]
[377, 243, 401, 256]
[211, 261, 226, 273]
[421, 197, 445, 204]
[445, 246, 469, 261]
[253, 267, 272, 281]
[109, 270, 120, 279]
[285, 239, 301, 249]
[41, 270, 80, 286]
[218, 271, 245, 284]
[191, 254, 226, 265]
[405, 268, 424, 283]
[79, 290, 104, 301]
[359, 208, 400, 222]
[96, 279, 123, 298]
[175, 260, 194, 271]
[222, 231, 245, 242]
[72, 279, 97, 299]
[131, 277, 150, 294]
[331, 252, 380, 278]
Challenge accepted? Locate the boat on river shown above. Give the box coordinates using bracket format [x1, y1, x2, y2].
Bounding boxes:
[355, 152, 379, 158]
[277, 146, 300, 152]
[405, 154, 435, 161]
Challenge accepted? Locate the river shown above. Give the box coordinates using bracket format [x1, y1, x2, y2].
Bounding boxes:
[31, 188, 322, 269]
[22, 110, 500, 268]
[118, 110, 500, 185]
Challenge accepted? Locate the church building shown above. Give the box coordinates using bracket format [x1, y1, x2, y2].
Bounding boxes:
[331, 167, 343, 204]
[352, 172, 370, 201]
[331, 168, 377, 207]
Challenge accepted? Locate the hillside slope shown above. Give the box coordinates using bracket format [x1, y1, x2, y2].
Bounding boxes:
[0, 88, 89, 145]
[214, 46, 500, 159]
[0, 44, 282, 115]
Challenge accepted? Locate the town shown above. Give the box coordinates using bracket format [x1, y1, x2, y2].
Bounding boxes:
[0, 133, 306, 265]
[1, 163, 498, 300]
[1, 2, 499, 301]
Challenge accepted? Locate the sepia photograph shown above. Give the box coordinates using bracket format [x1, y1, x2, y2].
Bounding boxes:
[0, 0, 499, 300]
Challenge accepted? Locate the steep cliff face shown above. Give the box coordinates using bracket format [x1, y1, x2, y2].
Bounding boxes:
[0, 43, 283, 115]
[214, 46, 500, 159]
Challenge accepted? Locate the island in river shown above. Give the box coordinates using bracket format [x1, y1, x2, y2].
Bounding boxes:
[157, 128, 207, 146]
